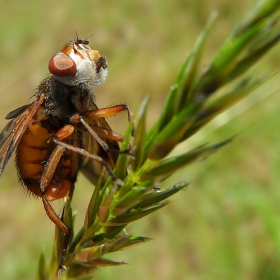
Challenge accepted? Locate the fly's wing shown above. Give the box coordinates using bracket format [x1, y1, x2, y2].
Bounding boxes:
[5, 104, 32, 120]
[0, 93, 45, 176]
[81, 103, 120, 185]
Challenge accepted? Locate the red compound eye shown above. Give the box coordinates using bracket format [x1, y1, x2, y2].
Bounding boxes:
[48, 52, 76, 76]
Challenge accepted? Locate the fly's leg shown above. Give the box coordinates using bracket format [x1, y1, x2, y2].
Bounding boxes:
[41, 123, 117, 272]
[71, 104, 133, 155]
[54, 138, 116, 180]
[74, 114, 124, 155]
[89, 125, 123, 142]
[39, 125, 75, 272]
[87, 124, 134, 156]
[84, 104, 135, 136]
[48, 124, 118, 270]
[85, 104, 132, 122]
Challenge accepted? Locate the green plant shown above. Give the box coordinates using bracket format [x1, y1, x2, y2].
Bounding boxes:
[37, 0, 280, 278]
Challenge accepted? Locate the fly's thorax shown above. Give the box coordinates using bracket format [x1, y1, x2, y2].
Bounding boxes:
[48, 41, 108, 90]
[42, 76, 93, 119]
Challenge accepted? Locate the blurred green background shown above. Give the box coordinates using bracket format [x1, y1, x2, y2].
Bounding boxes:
[0, 0, 280, 279]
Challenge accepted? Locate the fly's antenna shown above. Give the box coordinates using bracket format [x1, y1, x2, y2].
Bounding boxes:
[74, 30, 83, 44]
[83, 33, 95, 45]
[73, 31, 94, 45]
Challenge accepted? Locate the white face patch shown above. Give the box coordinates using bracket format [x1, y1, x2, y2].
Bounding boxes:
[48, 42, 108, 90]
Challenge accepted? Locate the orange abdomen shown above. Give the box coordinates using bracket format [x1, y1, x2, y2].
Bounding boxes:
[16, 120, 79, 201]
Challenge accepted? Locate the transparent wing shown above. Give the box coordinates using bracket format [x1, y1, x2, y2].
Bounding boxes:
[80, 103, 120, 185]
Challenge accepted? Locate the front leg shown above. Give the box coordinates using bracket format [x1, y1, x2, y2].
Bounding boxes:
[85, 104, 132, 123]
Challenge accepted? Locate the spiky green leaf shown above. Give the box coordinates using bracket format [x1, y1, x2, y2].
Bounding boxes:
[132, 96, 149, 171]
[135, 181, 189, 209]
[108, 201, 169, 224]
[37, 252, 47, 280]
[115, 119, 134, 180]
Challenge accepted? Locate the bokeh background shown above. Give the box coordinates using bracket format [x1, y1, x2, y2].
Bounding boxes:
[0, 0, 280, 279]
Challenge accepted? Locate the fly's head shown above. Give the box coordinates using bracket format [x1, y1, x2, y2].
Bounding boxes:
[48, 38, 108, 89]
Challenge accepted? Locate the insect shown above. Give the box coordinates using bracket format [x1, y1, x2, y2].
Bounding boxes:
[0, 35, 131, 269]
